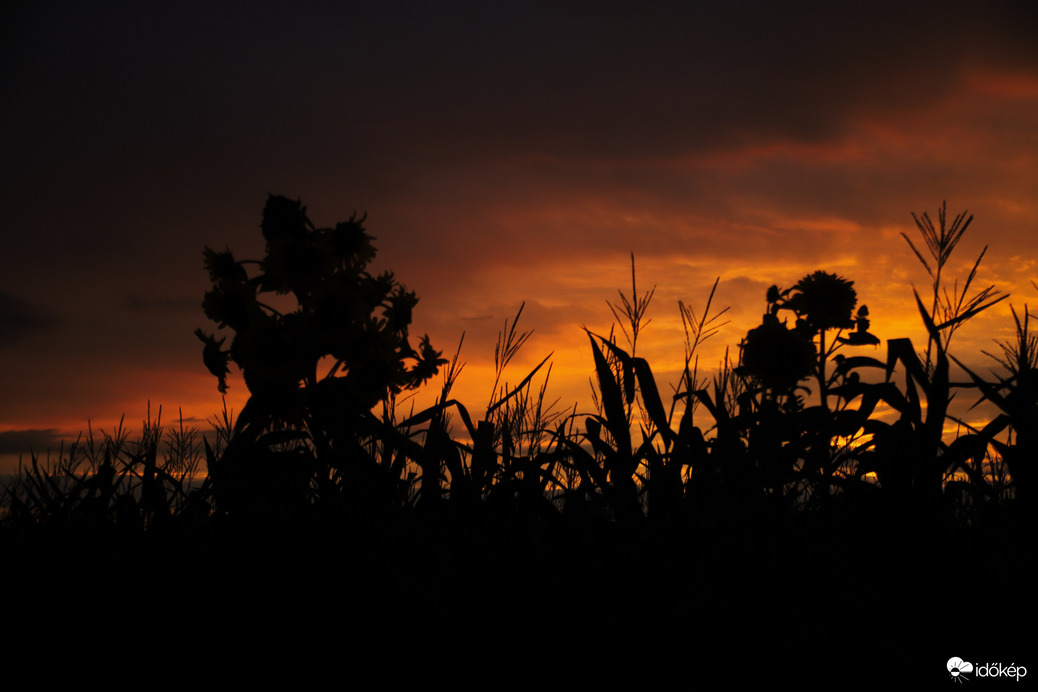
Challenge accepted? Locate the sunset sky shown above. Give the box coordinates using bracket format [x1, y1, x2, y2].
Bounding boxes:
[3, 1, 1038, 470]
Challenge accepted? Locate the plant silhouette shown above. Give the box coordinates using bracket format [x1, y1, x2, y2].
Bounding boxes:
[3, 199, 1030, 677]
[196, 195, 446, 517]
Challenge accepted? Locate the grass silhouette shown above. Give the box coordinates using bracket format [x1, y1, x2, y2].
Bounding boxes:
[1, 198, 1032, 679]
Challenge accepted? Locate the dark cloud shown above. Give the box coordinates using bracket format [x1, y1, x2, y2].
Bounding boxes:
[0, 292, 58, 348]
[0, 428, 62, 456]
[7, 2, 1036, 170]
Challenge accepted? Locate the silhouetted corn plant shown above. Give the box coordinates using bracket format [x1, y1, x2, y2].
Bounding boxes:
[4, 407, 212, 531]
[691, 350, 759, 508]
[844, 204, 1005, 512]
[952, 303, 1037, 507]
[602, 255, 656, 430]
[903, 201, 1006, 371]
[391, 304, 558, 516]
[638, 277, 729, 522]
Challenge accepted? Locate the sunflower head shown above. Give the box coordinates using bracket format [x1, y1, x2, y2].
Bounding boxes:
[785, 271, 857, 332]
[737, 314, 816, 391]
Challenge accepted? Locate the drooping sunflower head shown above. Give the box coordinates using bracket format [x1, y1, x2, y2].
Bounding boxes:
[738, 315, 816, 391]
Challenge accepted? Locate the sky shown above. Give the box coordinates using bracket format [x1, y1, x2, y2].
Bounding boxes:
[3, 0, 1038, 470]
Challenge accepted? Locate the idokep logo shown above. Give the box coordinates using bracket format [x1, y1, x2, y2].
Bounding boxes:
[948, 658, 973, 682]
[947, 657, 1028, 683]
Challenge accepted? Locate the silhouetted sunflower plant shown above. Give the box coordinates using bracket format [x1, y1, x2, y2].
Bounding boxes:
[731, 271, 881, 503]
[197, 195, 446, 517]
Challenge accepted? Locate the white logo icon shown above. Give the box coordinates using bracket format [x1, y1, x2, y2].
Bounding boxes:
[948, 657, 973, 682]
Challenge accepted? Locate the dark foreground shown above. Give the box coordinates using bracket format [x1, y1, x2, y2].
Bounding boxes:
[4, 494, 1031, 685]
